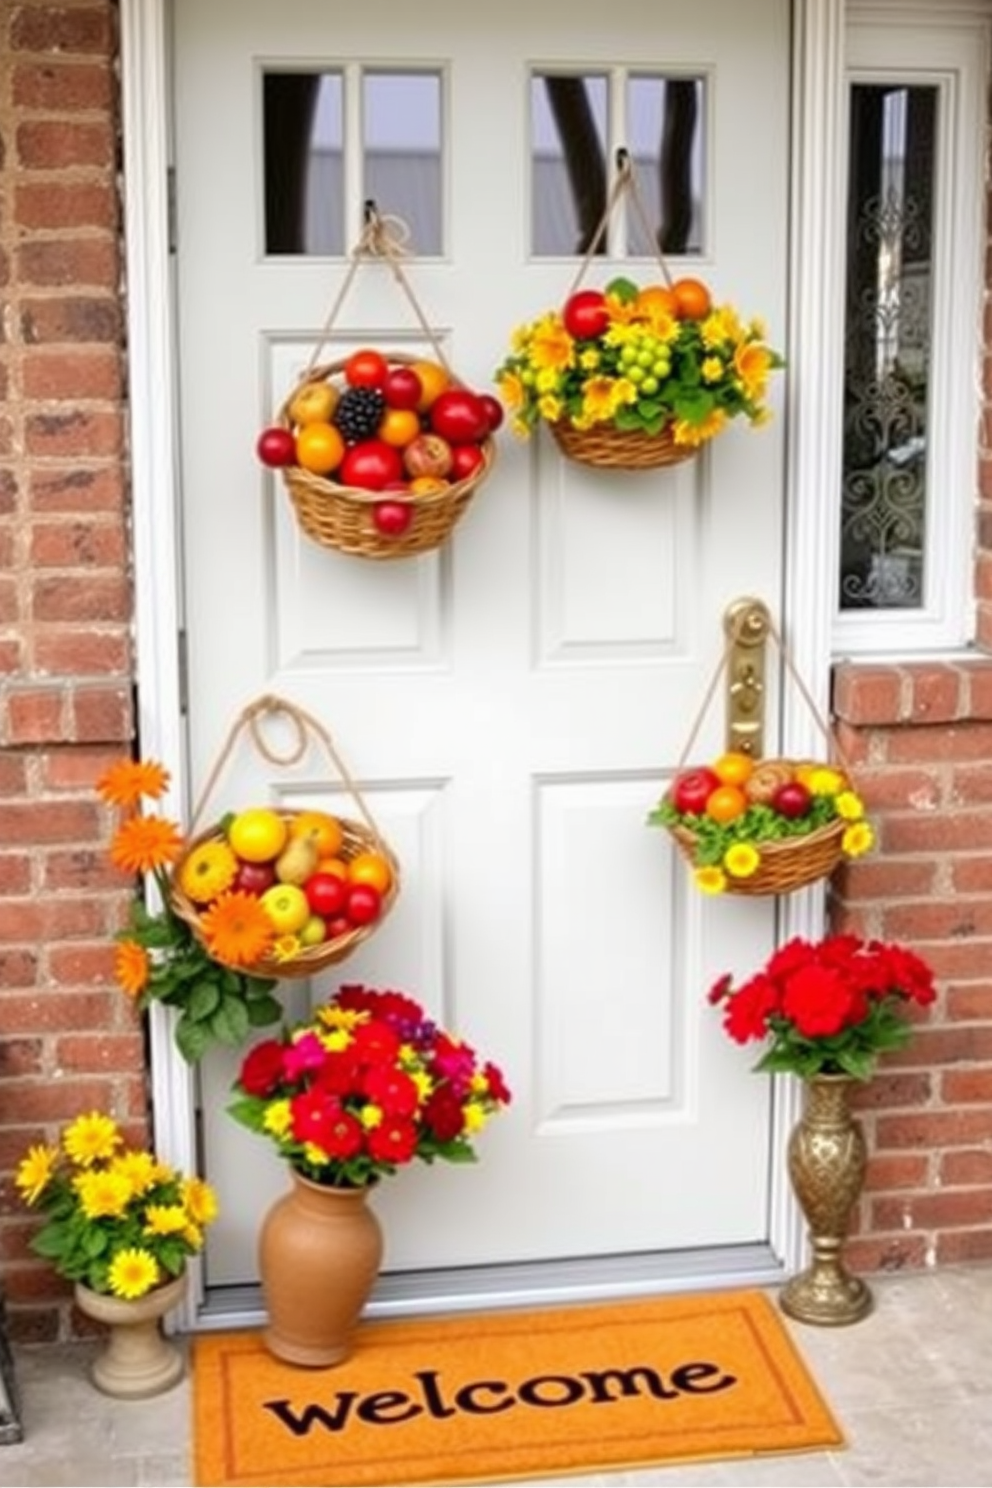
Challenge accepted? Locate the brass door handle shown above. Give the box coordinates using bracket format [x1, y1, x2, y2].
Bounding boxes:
[723, 597, 771, 757]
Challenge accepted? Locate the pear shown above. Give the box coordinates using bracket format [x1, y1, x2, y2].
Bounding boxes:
[274, 834, 318, 886]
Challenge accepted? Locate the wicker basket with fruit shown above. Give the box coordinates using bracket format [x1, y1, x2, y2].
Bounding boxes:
[257, 348, 499, 560]
[648, 753, 875, 897]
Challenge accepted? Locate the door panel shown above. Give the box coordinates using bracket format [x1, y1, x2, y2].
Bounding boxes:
[171, 0, 790, 1287]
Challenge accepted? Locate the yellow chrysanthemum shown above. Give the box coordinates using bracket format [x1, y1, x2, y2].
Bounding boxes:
[734, 341, 773, 399]
[199, 890, 275, 969]
[723, 842, 761, 879]
[536, 393, 564, 422]
[580, 376, 624, 423]
[14, 1144, 59, 1205]
[529, 315, 574, 373]
[701, 355, 725, 384]
[809, 767, 845, 796]
[835, 790, 865, 821]
[702, 305, 743, 345]
[411, 1068, 434, 1102]
[142, 1204, 188, 1236]
[183, 1222, 204, 1251]
[181, 1175, 219, 1226]
[303, 1142, 331, 1166]
[114, 939, 150, 998]
[271, 934, 302, 963]
[96, 759, 170, 809]
[110, 815, 184, 875]
[316, 1005, 365, 1031]
[463, 1102, 486, 1134]
[842, 821, 876, 858]
[262, 1099, 292, 1138]
[177, 840, 238, 904]
[359, 1103, 383, 1130]
[75, 1168, 133, 1220]
[672, 408, 730, 448]
[495, 368, 526, 411]
[107, 1248, 160, 1301]
[694, 865, 727, 894]
[111, 1150, 157, 1194]
[63, 1111, 121, 1167]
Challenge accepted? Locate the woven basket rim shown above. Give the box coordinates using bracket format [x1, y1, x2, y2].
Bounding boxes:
[169, 809, 400, 979]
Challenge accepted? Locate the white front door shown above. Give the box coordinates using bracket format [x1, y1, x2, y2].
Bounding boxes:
[170, 0, 791, 1294]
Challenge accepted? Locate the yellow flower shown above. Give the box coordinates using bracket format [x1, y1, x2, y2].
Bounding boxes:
[302, 1142, 330, 1166]
[842, 821, 876, 858]
[14, 1144, 59, 1205]
[177, 840, 238, 904]
[75, 1168, 133, 1220]
[262, 1099, 292, 1138]
[114, 939, 150, 998]
[835, 790, 865, 821]
[495, 368, 525, 410]
[702, 305, 742, 344]
[723, 842, 761, 879]
[411, 1068, 434, 1102]
[112, 1150, 157, 1194]
[809, 767, 844, 796]
[96, 759, 170, 809]
[701, 355, 725, 384]
[181, 1175, 219, 1226]
[107, 1248, 160, 1301]
[672, 407, 730, 448]
[359, 1104, 383, 1130]
[142, 1204, 188, 1236]
[734, 340, 773, 399]
[63, 1111, 121, 1167]
[536, 392, 564, 422]
[694, 865, 727, 894]
[316, 1005, 365, 1031]
[529, 315, 574, 373]
[463, 1102, 486, 1134]
[271, 934, 302, 963]
[110, 814, 184, 875]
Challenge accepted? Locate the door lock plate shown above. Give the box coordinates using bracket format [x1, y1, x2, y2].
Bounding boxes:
[723, 597, 771, 757]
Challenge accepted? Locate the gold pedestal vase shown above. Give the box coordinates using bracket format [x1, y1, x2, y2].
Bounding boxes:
[259, 1170, 383, 1368]
[74, 1271, 187, 1398]
[779, 1073, 873, 1326]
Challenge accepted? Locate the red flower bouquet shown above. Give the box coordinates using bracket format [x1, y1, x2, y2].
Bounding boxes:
[228, 985, 512, 1187]
[708, 935, 937, 1080]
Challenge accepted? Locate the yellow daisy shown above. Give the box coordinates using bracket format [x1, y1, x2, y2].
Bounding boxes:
[63, 1111, 121, 1167]
[835, 790, 865, 821]
[107, 1248, 160, 1301]
[694, 865, 727, 894]
[723, 842, 761, 879]
[842, 821, 876, 858]
[177, 840, 238, 904]
[75, 1168, 133, 1220]
[142, 1204, 188, 1236]
[180, 1176, 219, 1227]
[14, 1144, 59, 1205]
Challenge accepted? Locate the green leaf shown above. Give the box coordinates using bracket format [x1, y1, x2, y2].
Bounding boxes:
[210, 995, 250, 1046]
[246, 995, 283, 1027]
[186, 978, 222, 1023]
[174, 1014, 212, 1064]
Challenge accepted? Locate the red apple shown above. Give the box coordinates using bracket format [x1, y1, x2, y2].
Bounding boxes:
[403, 432, 453, 479]
[339, 440, 403, 491]
[305, 871, 348, 918]
[478, 393, 505, 433]
[671, 766, 721, 816]
[772, 781, 813, 818]
[449, 443, 486, 481]
[429, 389, 490, 445]
[255, 426, 296, 468]
[326, 915, 352, 940]
[372, 499, 414, 536]
[233, 859, 277, 895]
[382, 366, 424, 410]
[345, 882, 382, 926]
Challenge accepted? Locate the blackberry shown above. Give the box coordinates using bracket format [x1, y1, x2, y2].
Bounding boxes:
[333, 386, 386, 445]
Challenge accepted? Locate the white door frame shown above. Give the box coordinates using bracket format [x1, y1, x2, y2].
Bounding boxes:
[119, 0, 848, 1328]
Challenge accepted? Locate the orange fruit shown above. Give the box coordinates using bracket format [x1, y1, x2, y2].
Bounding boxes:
[315, 855, 349, 880]
[671, 277, 712, 320]
[290, 809, 344, 859]
[704, 783, 748, 824]
[377, 408, 421, 447]
[712, 751, 754, 787]
[635, 284, 679, 319]
[409, 359, 450, 411]
[346, 850, 393, 895]
[409, 475, 449, 495]
[295, 421, 345, 476]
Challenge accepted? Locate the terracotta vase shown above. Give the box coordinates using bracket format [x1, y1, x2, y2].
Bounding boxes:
[778, 1073, 873, 1326]
[259, 1170, 383, 1367]
[74, 1271, 187, 1398]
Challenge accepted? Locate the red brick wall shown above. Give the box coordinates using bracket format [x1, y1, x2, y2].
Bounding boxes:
[0, 0, 147, 1344]
[0, 2, 990, 1343]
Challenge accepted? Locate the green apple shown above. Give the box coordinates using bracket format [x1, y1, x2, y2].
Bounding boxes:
[260, 883, 310, 935]
[298, 914, 327, 947]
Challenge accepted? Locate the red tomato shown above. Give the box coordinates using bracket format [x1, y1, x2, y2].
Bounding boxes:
[429, 389, 490, 444]
[345, 882, 382, 926]
[449, 443, 486, 481]
[344, 348, 389, 388]
[382, 366, 423, 409]
[562, 290, 610, 340]
[372, 499, 414, 536]
[671, 766, 721, 816]
[304, 872, 348, 918]
[339, 440, 403, 490]
[255, 426, 296, 467]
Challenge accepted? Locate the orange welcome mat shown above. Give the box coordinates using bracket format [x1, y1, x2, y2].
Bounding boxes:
[192, 1289, 844, 1487]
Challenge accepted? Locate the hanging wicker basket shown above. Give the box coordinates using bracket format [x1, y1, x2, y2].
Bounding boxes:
[663, 765, 849, 898]
[550, 418, 697, 471]
[167, 695, 400, 980]
[279, 353, 496, 561]
[169, 808, 400, 980]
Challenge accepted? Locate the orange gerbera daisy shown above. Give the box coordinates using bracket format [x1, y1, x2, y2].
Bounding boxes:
[109, 815, 184, 875]
[199, 891, 276, 969]
[114, 940, 150, 998]
[96, 759, 170, 810]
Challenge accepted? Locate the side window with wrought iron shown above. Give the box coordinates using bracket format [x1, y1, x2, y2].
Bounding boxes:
[835, 10, 986, 652]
